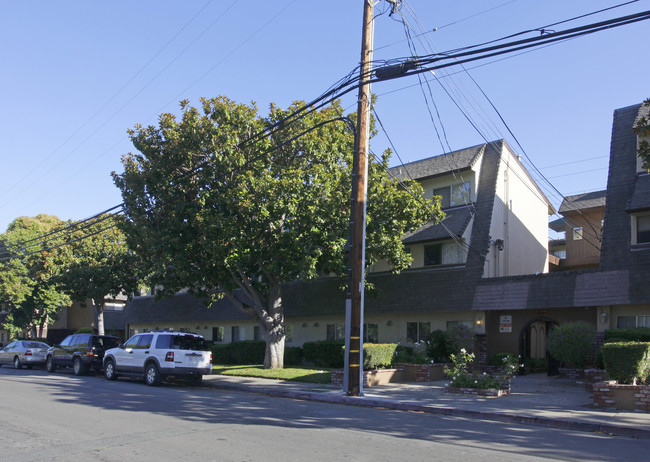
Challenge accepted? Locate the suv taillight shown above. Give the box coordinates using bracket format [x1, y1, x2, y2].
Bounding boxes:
[25, 350, 32, 356]
[210, 353, 213, 364]
[165, 352, 174, 362]
[87, 347, 95, 357]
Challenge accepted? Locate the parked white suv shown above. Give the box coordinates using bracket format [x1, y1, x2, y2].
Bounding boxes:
[103, 331, 212, 386]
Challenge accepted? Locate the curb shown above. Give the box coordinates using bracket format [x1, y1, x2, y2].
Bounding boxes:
[207, 382, 650, 440]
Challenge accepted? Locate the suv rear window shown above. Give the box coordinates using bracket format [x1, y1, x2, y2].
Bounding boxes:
[155, 334, 207, 351]
[94, 337, 120, 349]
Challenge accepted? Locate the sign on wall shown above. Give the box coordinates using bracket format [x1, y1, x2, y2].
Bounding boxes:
[499, 315, 512, 333]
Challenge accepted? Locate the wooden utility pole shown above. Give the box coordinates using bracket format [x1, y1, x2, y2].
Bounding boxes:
[345, 0, 374, 397]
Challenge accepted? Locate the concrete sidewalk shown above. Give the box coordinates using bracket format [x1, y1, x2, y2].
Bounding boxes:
[203, 373, 650, 439]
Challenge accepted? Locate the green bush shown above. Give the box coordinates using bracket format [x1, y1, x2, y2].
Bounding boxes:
[448, 323, 475, 354]
[302, 340, 345, 368]
[212, 340, 266, 365]
[393, 345, 416, 363]
[426, 330, 452, 362]
[601, 342, 650, 384]
[604, 328, 650, 342]
[523, 357, 548, 372]
[547, 321, 596, 368]
[284, 346, 304, 366]
[75, 327, 94, 334]
[363, 343, 397, 369]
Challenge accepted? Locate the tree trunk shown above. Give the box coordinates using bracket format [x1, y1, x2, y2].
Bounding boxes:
[261, 291, 285, 369]
[92, 300, 105, 335]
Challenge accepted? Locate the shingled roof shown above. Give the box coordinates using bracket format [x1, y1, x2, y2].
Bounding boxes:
[389, 144, 485, 181]
[402, 205, 474, 244]
[558, 190, 607, 214]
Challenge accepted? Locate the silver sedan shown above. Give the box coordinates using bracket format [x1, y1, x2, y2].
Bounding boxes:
[0, 340, 50, 369]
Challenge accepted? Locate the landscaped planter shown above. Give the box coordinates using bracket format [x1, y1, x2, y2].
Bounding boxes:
[584, 368, 607, 392]
[445, 385, 510, 397]
[593, 380, 650, 413]
[331, 368, 404, 387]
[394, 363, 450, 382]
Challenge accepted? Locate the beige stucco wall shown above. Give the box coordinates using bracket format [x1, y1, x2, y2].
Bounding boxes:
[485, 146, 550, 278]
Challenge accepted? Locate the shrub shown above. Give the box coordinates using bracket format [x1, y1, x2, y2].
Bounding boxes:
[547, 321, 596, 368]
[523, 357, 548, 372]
[75, 327, 94, 334]
[302, 340, 345, 368]
[604, 328, 650, 342]
[393, 345, 416, 363]
[448, 323, 475, 354]
[426, 330, 452, 362]
[212, 340, 265, 365]
[444, 349, 520, 389]
[284, 346, 304, 366]
[601, 342, 650, 384]
[363, 343, 398, 369]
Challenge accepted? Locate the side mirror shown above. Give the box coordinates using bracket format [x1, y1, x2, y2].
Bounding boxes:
[119, 343, 124, 349]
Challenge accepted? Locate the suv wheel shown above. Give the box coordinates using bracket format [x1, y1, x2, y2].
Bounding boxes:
[46, 356, 56, 373]
[13, 356, 22, 369]
[104, 359, 118, 381]
[73, 357, 86, 376]
[145, 363, 161, 386]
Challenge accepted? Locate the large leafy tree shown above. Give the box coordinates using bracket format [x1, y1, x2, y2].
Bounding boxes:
[56, 215, 142, 335]
[634, 98, 650, 169]
[113, 96, 439, 368]
[0, 215, 71, 338]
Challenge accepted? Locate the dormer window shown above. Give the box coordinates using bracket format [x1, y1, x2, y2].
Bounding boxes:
[433, 181, 471, 209]
[632, 213, 650, 245]
[572, 227, 583, 240]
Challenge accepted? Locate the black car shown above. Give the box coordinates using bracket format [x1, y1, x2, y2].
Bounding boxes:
[46, 333, 120, 376]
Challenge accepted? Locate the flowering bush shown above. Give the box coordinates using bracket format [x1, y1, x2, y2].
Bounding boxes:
[444, 349, 521, 390]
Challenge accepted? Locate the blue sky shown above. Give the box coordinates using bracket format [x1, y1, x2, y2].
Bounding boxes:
[0, 0, 647, 233]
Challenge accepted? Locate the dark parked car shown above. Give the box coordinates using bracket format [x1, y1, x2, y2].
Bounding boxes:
[46, 333, 120, 376]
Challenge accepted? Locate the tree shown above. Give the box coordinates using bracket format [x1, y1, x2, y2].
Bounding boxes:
[634, 98, 650, 170]
[0, 215, 71, 338]
[113, 96, 440, 368]
[56, 215, 141, 335]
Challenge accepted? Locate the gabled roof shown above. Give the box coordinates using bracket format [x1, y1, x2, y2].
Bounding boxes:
[402, 205, 473, 244]
[558, 190, 607, 214]
[389, 144, 485, 181]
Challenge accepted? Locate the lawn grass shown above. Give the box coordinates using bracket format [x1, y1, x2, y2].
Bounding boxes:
[212, 364, 333, 384]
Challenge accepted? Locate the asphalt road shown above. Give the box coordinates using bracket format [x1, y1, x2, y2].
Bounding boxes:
[0, 367, 646, 462]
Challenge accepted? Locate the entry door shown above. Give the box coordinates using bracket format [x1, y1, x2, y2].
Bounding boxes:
[529, 321, 546, 359]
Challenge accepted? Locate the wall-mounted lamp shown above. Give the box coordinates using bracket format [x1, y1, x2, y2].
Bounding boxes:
[601, 312, 608, 323]
[314, 322, 320, 327]
[494, 239, 504, 251]
[386, 320, 393, 326]
[302, 323, 308, 328]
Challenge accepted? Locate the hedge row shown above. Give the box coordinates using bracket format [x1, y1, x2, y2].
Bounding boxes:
[212, 340, 398, 369]
[601, 342, 650, 384]
[604, 327, 650, 342]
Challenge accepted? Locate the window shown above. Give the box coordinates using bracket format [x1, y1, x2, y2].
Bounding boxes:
[326, 323, 345, 340]
[137, 334, 153, 349]
[124, 335, 140, 349]
[424, 241, 465, 266]
[433, 182, 471, 209]
[231, 326, 241, 342]
[424, 244, 442, 266]
[364, 323, 378, 343]
[212, 327, 224, 342]
[406, 322, 430, 343]
[635, 215, 650, 244]
[617, 315, 650, 328]
[573, 227, 583, 240]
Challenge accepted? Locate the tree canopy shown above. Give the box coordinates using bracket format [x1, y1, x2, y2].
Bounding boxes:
[0, 214, 70, 337]
[113, 96, 440, 368]
[56, 215, 141, 335]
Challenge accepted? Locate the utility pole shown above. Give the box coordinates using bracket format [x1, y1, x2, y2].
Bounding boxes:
[345, 0, 374, 397]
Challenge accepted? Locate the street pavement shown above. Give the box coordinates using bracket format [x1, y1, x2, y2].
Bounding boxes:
[203, 373, 650, 440]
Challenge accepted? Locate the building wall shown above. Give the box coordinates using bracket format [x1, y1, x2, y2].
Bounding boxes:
[486, 147, 550, 278]
[563, 209, 603, 266]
